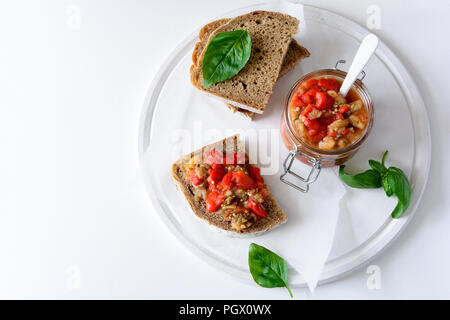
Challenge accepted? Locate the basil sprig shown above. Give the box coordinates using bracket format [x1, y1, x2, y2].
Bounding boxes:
[202, 29, 252, 88]
[381, 167, 411, 218]
[339, 151, 412, 218]
[338, 167, 381, 189]
[248, 243, 293, 298]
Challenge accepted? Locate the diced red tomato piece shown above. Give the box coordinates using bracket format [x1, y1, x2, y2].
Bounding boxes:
[247, 197, 267, 218]
[220, 171, 234, 190]
[315, 91, 334, 110]
[248, 165, 264, 184]
[308, 131, 326, 144]
[191, 176, 203, 186]
[305, 78, 319, 88]
[187, 168, 203, 186]
[208, 163, 225, 184]
[219, 170, 256, 190]
[290, 94, 305, 109]
[342, 128, 349, 135]
[232, 170, 256, 190]
[303, 118, 320, 130]
[300, 104, 314, 117]
[205, 191, 224, 212]
[308, 129, 318, 136]
[301, 88, 319, 105]
[339, 105, 349, 113]
[318, 78, 340, 92]
[212, 163, 225, 171]
[207, 175, 218, 191]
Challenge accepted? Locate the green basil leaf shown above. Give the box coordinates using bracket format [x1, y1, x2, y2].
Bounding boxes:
[339, 150, 412, 220]
[248, 243, 293, 298]
[202, 29, 252, 88]
[384, 167, 412, 218]
[368, 160, 387, 174]
[381, 174, 393, 197]
[381, 150, 389, 167]
[391, 201, 408, 219]
[339, 165, 382, 189]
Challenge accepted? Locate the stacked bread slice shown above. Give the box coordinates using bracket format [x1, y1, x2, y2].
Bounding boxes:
[190, 11, 310, 119]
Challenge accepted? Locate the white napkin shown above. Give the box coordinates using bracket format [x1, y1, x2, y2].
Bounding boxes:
[258, 167, 345, 291]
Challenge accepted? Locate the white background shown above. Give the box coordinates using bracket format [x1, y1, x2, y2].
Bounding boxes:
[0, 0, 449, 299]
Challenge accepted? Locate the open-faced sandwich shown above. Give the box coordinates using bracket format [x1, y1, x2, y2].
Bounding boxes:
[190, 11, 309, 119]
[172, 135, 287, 235]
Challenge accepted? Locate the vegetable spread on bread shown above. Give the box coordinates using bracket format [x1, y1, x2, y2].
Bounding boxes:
[183, 150, 269, 231]
[172, 135, 287, 234]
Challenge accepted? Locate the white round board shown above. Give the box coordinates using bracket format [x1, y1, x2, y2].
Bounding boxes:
[138, 4, 431, 287]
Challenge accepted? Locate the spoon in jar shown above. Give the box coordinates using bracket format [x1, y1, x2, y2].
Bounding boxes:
[339, 33, 379, 97]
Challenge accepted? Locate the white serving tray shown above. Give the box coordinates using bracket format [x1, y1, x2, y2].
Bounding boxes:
[138, 3, 430, 287]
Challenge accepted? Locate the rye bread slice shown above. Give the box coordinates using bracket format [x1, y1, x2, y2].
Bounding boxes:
[192, 18, 310, 120]
[190, 11, 299, 114]
[172, 134, 288, 235]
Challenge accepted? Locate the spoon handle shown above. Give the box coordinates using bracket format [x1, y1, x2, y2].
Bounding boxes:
[339, 33, 379, 97]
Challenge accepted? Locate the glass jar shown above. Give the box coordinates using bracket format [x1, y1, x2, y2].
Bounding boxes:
[280, 63, 374, 192]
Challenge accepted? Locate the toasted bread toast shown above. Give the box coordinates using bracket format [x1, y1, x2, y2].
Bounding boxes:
[172, 134, 287, 235]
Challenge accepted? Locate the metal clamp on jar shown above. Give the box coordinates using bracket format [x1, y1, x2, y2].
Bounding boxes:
[280, 60, 374, 192]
